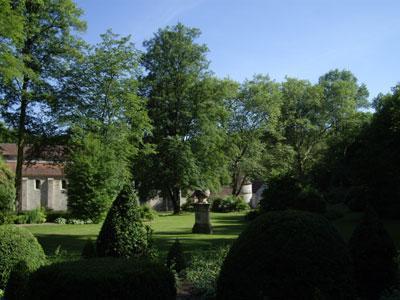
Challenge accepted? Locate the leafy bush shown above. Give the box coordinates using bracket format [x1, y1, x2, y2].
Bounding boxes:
[260, 175, 326, 214]
[0, 211, 16, 225]
[138, 204, 157, 221]
[186, 246, 230, 299]
[96, 185, 153, 258]
[244, 209, 262, 221]
[67, 218, 86, 224]
[4, 261, 30, 300]
[0, 225, 46, 289]
[217, 210, 355, 299]
[25, 207, 47, 223]
[54, 217, 67, 224]
[166, 239, 186, 273]
[66, 132, 129, 223]
[211, 196, 248, 213]
[13, 213, 29, 224]
[349, 206, 398, 299]
[45, 210, 69, 222]
[82, 239, 96, 259]
[181, 197, 195, 212]
[24, 258, 176, 300]
[0, 156, 15, 212]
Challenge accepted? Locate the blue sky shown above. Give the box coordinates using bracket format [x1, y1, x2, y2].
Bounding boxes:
[76, 0, 400, 100]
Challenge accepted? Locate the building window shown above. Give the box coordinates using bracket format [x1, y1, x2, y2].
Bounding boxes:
[35, 179, 41, 190]
[61, 180, 67, 190]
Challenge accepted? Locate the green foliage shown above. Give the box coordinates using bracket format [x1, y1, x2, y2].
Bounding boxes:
[260, 175, 326, 213]
[0, 156, 15, 212]
[136, 23, 232, 213]
[81, 239, 96, 259]
[349, 206, 398, 300]
[226, 75, 281, 194]
[166, 239, 186, 273]
[0, 211, 16, 225]
[66, 132, 128, 222]
[54, 217, 67, 224]
[24, 258, 176, 300]
[4, 261, 30, 300]
[0, 225, 46, 289]
[217, 210, 354, 299]
[138, 204, 157, 221]
[244, 209, 262, 221]
[24, 207, 47, 224]
[211, 196, 248, 213]
[96, 186, 152, 258]
[186, 246, 230, 299]
[344, 85, 400, 218]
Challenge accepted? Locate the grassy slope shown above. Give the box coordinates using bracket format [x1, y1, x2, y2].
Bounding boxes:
[25, 211, 400, 258]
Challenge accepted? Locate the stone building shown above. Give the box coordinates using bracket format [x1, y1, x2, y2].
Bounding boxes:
[0, 143, 67, 211]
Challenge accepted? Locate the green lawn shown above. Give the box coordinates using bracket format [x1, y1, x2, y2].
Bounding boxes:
[24, 211, 400, 258]
[25, 212, 247, 257]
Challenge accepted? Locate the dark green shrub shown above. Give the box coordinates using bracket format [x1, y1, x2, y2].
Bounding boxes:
[211, 196, 248, 213]
[261, 176, 326, 214]
[96, 185, 152, 258]
[0, 225, 46, 289]
[4, 261, 30, 300]
[24, 258, 176, 300]
[82, 239, 96, 259]
[181, 197, 195, 211]
[346, 186, 369, 212]
[45, 210, 69, 222]
[0, 156, 15, 212]
[260, 175, 302, 211]
[138, 204, 157, 221]
[244, 209, 262, 221]
[0, 211, 16, 225]
[25, 207, 47, 223]
[294, 186, 327, 213]
[349, 206, 398, 300]
[217, 210, 355, 300]
[166, 239, 186, 273]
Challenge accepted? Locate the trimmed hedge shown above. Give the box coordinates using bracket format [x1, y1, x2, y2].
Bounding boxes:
[166, 238, 186, 273]
[210, 196, 248, 213]
[349, 206, 398, 300]
[96, 186, 152, 258]
[24, 258, 176, 300]
[217, 210, 355, 300]
[0, 225, 46, 289]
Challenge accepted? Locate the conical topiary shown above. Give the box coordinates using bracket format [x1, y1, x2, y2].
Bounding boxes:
[96, 185, 152, 258]
[349, 205, 398, 300]
[166, 239, 186, 273]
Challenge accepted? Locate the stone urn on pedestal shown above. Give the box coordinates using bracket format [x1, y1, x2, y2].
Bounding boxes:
[192, 190, 213, 234]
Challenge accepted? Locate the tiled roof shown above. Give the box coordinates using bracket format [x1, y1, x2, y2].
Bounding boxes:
[5, 161, 65, 178]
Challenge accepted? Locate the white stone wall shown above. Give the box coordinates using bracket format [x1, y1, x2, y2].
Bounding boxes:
[21, 177, 68, 211]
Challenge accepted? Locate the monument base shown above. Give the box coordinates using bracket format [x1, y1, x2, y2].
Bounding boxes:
[192, 203, 213, 234]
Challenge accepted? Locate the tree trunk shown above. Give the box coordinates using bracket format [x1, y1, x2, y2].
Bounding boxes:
[15, 77, 29, 212]
[167, 187, 181, 214]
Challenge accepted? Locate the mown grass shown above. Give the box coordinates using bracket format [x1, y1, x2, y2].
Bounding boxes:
[25, 212, 247, 257]
[24, 211, 400, 258]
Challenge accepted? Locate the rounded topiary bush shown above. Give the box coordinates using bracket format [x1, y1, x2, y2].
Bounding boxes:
[24, 258, 176, 300]
[217, 210, 355, 300]
[96, 185, 152, 258]
[349, 206, 398, 300]
[0, 225, 46, 289]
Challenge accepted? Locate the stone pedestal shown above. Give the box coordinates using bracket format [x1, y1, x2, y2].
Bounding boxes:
[192, 203, 213, 234]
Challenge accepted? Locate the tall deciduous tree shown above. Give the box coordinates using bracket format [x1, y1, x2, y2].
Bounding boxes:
[138, 23, 230, 213]
[0, 0, 85, 209]
[62, 31, 150, 221]
[226, 75, 281, 195]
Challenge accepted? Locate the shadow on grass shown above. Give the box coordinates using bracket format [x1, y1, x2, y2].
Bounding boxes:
[35, 234, 97, 256]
